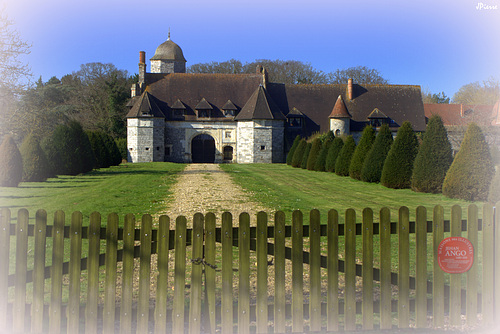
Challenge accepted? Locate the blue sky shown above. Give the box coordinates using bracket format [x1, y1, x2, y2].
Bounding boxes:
[3, 0, 500, 99]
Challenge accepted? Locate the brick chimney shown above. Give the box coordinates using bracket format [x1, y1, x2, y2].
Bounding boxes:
[138, 51, 146, 88]
[460, 104, 464, 117]
[347, 78, 353, 100]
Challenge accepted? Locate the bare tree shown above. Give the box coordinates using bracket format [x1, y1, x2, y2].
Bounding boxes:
[328, 66, 388, 85]
[452, 77, 500, 105]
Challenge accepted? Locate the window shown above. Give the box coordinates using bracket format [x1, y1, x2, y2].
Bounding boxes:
[173, 109, 184, 118]
[223, 146, 233, 161]
[260, 145, 266, 151]
[198, 110, 209, 118]
[335, 129, 341, 136]
[224, 110, 235, 117]
[288, 117, 302, 127]
[165, 146, 171, 157]
[145, 147, 150, 151]
[225, 131, 232, 139]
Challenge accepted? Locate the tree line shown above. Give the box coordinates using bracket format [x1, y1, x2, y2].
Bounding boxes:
[286, 117, 498, 203]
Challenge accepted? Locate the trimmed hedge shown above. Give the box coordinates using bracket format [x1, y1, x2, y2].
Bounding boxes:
[20, 134, 50, 182]
[335, 135, 356, 176]
[349, 126, 375, 180]
[291, 139, 307, 168]
[411, 115, 453, 193]
[306, 138, 322, 170]
[0, 135, 23, 187]
[442, 123, 494, 201]
[301, 143, 312, 169]
[361, 124, 393, 183]
[286, 135, 301, 165]
[325, 137, 344, 172]
[381, 121, 419, 189]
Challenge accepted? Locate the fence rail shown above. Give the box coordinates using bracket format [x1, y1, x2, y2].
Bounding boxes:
[0, 204, 499, 333]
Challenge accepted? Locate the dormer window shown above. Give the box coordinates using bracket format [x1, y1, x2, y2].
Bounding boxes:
[368, 108, 391, 128]
[286, 107, 305, 128]
[222, 99, 238, 117]
[171, 99, 186, 119]
[195, 97, 213, 119]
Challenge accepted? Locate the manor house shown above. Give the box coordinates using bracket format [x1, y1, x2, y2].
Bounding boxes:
[126, 35, 425, 163]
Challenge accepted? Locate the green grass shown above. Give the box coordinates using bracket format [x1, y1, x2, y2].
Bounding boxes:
[220, 163, 484, 223]
[0, 162, 186, 221]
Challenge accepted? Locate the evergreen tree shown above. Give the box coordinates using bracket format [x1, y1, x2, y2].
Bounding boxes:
[314, 137, 332, 171]
[20, 133, 50, 182]
[349, 125, 375, 180]
[0, 135, 23, 187]
[442, 123, 494, 201]
[381, 122, 419, 189]
[361, 124, 393, 183]
[87, 131, 110, 168]
[489, 169, 500, 204]
[291, 139, 307, 168]
[115, 137, 128, 161]
[335, 136, 356, 176]
[102, 132, 122, 166]
[325, 137, 344, 172]
[301, 143, 312, 169]
[286, 135, 301, 165]
[306, 138, 322, 170]
[411, 116, 453, 193]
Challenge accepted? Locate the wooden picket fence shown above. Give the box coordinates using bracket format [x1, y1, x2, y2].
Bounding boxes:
[0, 204, 499, 333]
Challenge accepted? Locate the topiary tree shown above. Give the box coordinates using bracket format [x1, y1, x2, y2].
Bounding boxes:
[381, 121, 419, 189]
[489, 168, 500, 204]
[349, 125, 375, 180]
[314, 137, 333, 171]
[442, 123, 495, 201]
[291, 139, 307, 168]
[102, 132, 122, 166]
[361, 124, 393, 183]
[411, 116, 453, 193]
[20, 133, 50, 182]
[307, 138, 322, 170]
[301, 142, 312, 169]
[87, 131, 110, 169]
[286, 135, 301, 165]
[0, 135, 23, 187]
[325, 137, 344, 172]
[335, 135, 356, 176]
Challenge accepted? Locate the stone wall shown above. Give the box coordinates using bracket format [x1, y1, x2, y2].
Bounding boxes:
[127, 118, 165, 162]
[151, 60, 185, 74]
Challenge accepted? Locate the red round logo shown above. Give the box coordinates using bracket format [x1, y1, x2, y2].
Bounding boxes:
[437, 237, 474, 274]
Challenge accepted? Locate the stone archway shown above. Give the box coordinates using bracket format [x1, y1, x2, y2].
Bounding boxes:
[191, 134, 216, 163]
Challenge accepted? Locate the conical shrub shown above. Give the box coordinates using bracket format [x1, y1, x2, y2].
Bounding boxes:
[442, 123, 494, 201]
[361, 124, 393, 183]
[314, 137, 332, 171]
[325, 137, 344, 172]
[87, 131, 110, 169]
[0, 135, 23, 187]
[301, 143, 312, 169]
[287, 135, 301, 165]
[381, 121, 419, 189]
[335, 136, 356, 176]
[307, 138, 322, 170]
[349, 125, 375, 180]
[102, 132, 122, 166]
[411, 116, 453, 193]
[20, 134, 50, 182]
[291, 139, 307, 168]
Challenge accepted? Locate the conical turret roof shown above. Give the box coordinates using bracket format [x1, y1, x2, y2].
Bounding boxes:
[329, 95, 351, 118]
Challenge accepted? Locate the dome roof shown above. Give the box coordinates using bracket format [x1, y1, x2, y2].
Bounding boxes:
[151, 35, 186, 62]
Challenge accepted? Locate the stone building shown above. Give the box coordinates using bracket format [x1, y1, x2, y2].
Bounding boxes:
[126, 35, 426, 163]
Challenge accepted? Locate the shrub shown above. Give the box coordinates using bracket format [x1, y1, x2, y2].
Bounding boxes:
[20, 134, 50, 182]
[115, 137, 128, 161]
[102, 133, 122, 166]
[442, 123, 494, 201]
[411, 116, 453, 193]
[381, 121, 419, 189]
[489, 168, 500, 204]
[286, 135, 301, 165]
[301, 143, 312, 169]
[0, 135, 23, 187]
[349, 125, 375, 180]
[314, 137, 333, 171]
[87, 131, 110, 168]
[307, 138, 322, 170]
[361, 124, 393, 183]
[291, 139, 307, 168]
[335, 135, 356, 176]
[325, 137, 344, 172]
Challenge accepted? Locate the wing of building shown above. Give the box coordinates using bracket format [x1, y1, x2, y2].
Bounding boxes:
[126, 35, 426, 163]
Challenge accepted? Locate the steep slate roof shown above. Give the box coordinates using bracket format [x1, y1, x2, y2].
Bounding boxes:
[328, 95, 351, 118]
[267, 83, 425, 133]
[368, 108, 389, 119]
[171, 99, 186, 109]
[195, 97, 213, 110]
[287, 107, 305, 117]
[126, 91, 165, 118]
[222, 100, 238, 110]
[235, 85, 286, 121]
[424, 103, 495, 127]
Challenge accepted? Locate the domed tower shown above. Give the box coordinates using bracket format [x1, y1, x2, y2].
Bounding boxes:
[150, 32, 186, 73]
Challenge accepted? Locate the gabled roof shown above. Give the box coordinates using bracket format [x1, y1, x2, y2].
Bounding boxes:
[195, 97, 213, 110]
[126, 91, 165, 118]
[171, 99, 186, 109]
[222, 99, 238, 110]
[329, 95, 351, 119]
[287, 107, 305, 117]
[368, 108, 389, 119]
[235, 85, 286, 121]
[424, 103, 495, 127]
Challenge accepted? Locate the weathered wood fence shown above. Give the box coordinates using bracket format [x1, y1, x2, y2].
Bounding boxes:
[0, 204, 499, 333]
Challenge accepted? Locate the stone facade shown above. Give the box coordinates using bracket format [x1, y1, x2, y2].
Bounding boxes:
[151, 60, 186, 74]
[127, 118, 165, 163]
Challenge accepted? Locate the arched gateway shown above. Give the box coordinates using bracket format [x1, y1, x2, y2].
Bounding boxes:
[191, 134, 215, 163]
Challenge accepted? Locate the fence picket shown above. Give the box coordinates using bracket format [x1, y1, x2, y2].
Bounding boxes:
[221, 212, 234, 334]
[189, 213, 204, 334]
[274, 211, 286, 334]
[155, 215, 170, 334]
[137, 214, 152, 333]
[450, 205, 462, 326]
[495, 201, 500, 325]
[120, 214, 135, 334]
[68, 211, 83, 333]
[13, 208, 28, 333]
[0, 209, 10, 332]
[238, 213, 251, 334]
[49, 210, 65, 334]
[482, 203, 494, 326]
[415, 206, 427, 328]
[86, 212, 101, 334]
[327, 209, 339, 332]
[379, 208, 391, 330]
[204, 213, 216, 334]
[398, 206, 410, 328]
[256, 211, 268, 334]
[104, 213, 119, 334]
[291, 210, 304, 333]
[309, 209, 321, 332]
[362, 208, 374, 330]
[345, 208, 357, 331]
[432, 205, 445, 328]
[32, 209, 48, 333]
[466, 205, 478, 327]
[173, 216, 187, 334]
